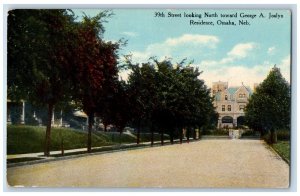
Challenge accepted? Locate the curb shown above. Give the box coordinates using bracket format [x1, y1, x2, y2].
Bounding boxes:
[7, 138, 200, 168]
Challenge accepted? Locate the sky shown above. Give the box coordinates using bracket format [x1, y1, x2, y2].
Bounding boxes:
[72, 9, 291, 89]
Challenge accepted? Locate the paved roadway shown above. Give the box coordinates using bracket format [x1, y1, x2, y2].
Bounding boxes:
[7, 139, 289, 188]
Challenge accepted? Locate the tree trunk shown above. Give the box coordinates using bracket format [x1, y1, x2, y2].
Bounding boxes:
[44, 103, 54, 156]
[180, 128, 183, 144]
[187, 127, 190, 143]
[161, 130, 164, 145]
[259, 128, 264, 139]
[60, 128, 64, 156]
[270, 128, 277, 144]
[137, 120, 141, 145]
[259, 128, 265, 139]
[175, 127, 179, 143]
[104, 123, 107, 132]
[87, 112, 94, 153]
[193, 128, 196, 140]
[150, 124, 154, 146]
[119, 130, 122, 145]
[170, 129, 174, 144]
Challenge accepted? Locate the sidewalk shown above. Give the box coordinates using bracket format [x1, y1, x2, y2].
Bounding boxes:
[7, 137, 202, 167]
[8, 135, 254, 167]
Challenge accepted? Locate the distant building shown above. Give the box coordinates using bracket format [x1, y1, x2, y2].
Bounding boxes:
[6, 101, 72, 128]
[6, 100, 102, 131]
[7, 99, 26, 125]
[212, 81, 253, 128]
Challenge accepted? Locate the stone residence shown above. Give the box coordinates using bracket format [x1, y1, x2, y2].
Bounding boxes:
[212, 81, 253, 128]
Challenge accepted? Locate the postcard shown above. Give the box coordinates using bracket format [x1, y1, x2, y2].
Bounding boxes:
[6, 7, 291, 189]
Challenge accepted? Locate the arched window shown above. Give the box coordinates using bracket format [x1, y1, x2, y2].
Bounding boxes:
[237, 116, 245, 127]
[225, 95, 228, 100]
[222, 116, 233, 123]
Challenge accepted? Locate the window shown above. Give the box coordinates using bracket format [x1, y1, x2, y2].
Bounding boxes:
[222, 116, 233, 123]
[222, 105, 225, 111]
[239, 93, 246, 98]
[225, 95, 228, 100]
[239, 105, 245, 111]
[228, 105, 231, 111]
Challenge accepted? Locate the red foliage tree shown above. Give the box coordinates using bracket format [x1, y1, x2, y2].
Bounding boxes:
[72, 13, 119, 152]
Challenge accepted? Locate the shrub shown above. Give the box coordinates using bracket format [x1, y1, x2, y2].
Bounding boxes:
[241, 130, 255, 137]
[262, 132, 274, 144]
[202, 129, 228, 136]
[262, 129, 290, 144]
[276, 130, 290, 141]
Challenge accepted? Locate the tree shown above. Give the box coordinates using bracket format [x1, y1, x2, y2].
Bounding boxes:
[126, 58, 216, 145]
[245, 66, 290, 143]
[103, 80, 131, 134]
[8, 10, 77, 156]
[126, 59, 158, 144]
[71, 12, 119, 152]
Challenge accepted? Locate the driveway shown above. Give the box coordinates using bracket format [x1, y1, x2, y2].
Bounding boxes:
[7, 139, 289, 188]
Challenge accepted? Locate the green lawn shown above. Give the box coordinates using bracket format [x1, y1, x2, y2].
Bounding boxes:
[133, 133, 170, 142]
[94, 132, 136, 144]
[271, 141, 290, 164]
[95, 132, 170, 143]
[7, 125, 134, 155]
[7, 125, 170, 155]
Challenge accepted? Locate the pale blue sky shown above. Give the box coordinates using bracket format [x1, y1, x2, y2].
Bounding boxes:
[72, 9, 291, 88]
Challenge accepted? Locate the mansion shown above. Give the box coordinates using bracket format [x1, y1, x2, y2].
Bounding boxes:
[212, 81, 255, 128]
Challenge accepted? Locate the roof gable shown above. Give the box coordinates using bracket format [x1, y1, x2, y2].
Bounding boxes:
[235, 85, 253, 95]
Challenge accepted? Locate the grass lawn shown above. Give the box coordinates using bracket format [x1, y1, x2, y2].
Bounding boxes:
[271, 141, 290, 164]
[133, 133, 170, 143]
[7, 125, 171, 155]
[7, 125, 133, 155]
[95, 132, 170, 143]
[94, 132, 136, 144]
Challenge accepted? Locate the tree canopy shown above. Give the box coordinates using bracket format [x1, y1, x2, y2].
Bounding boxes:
[245, 66, 290, 143]
[7, 9, 121, 154]
[126, 58, 217, 144]
[8, 9, 220, 153]
[8, 9, 79, 155]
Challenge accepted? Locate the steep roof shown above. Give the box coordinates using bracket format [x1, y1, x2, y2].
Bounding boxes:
[213, 83, 253, 101]
[229, 85, 253, 95]
[245, 86, 253, 95]
[227, 87, 239, 95]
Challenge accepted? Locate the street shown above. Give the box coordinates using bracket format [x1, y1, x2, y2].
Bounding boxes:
[7, 139, 289, 188]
